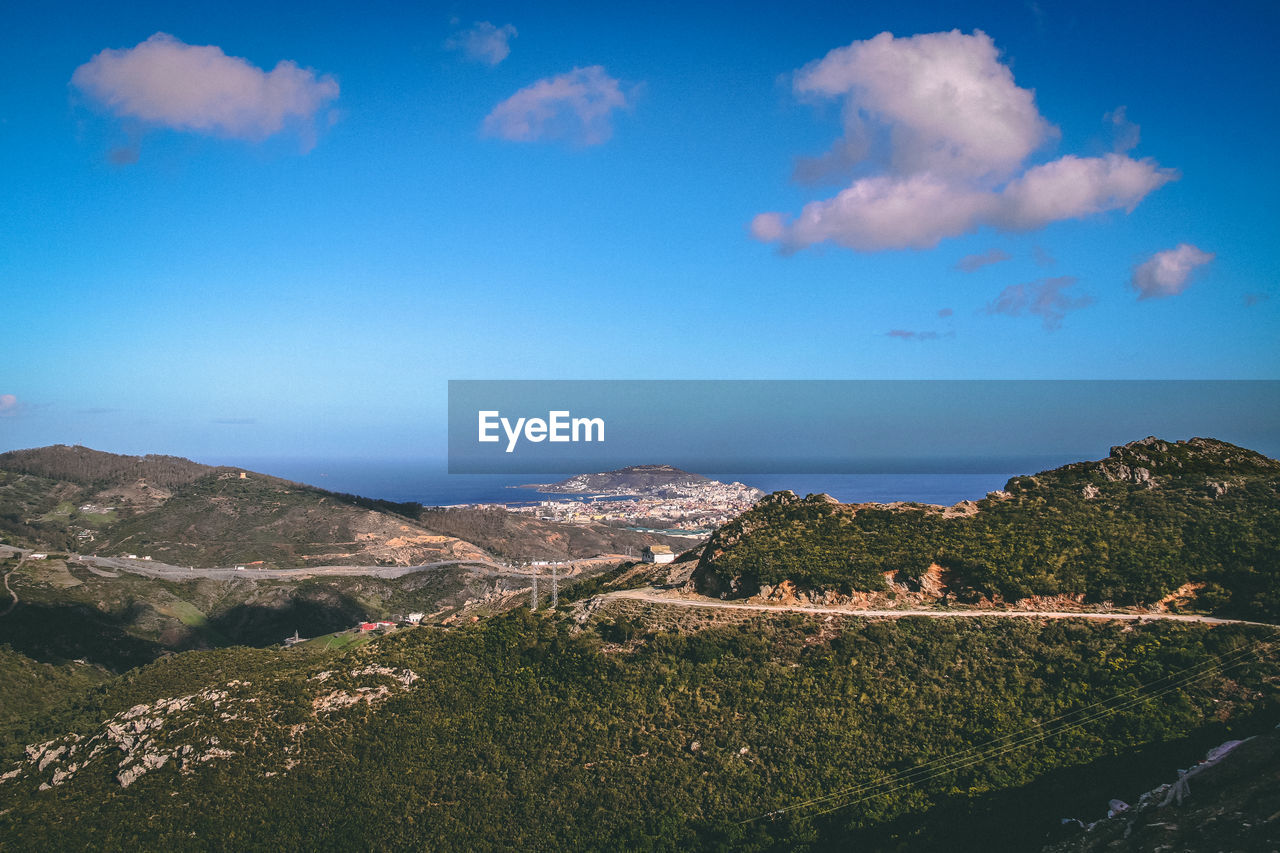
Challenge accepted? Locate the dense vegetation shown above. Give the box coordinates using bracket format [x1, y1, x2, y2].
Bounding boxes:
[0, 445, 215, 492]
[697, 438, 1280, 619]
[0, 608, 1275, 851]
[0, 645, 109, 734]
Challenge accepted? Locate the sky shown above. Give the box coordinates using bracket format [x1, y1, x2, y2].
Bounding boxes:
[2, 0, 1277, 463]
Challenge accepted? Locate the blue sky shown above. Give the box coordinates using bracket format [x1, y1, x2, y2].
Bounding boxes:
[2, 0, 1277, 462]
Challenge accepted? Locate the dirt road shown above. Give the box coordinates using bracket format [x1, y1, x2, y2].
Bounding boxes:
[0, 555, 23, 616]
[600, 587, 1276, 628]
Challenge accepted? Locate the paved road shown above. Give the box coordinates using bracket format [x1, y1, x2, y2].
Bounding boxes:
[76, 554, 618, 582]
[601, 587, 1277, 628]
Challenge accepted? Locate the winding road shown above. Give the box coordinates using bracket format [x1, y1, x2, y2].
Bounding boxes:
[0, 554, 23, 616]
[74, 553, 617, 582]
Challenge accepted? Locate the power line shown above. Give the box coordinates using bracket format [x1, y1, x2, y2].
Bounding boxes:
[755, 642, 1260, 822]
[741, 633, 1277, 825]
[799, 647, 1262, 822]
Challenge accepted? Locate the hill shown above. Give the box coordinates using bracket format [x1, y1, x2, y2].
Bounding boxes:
[0, 605, 1274, 850]
[0, 445, 215, 491]
[693, 437, 1280, 620]
[0, 445, 480, 567]
[0, 446, 688, 568]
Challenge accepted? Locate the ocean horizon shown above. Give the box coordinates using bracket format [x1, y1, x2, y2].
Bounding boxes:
[204, 457, 1022, 508]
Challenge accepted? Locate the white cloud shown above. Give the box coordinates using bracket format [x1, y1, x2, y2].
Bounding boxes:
[996, 154, 1174, 230]
[754, 30, 1177, 253]
[986, 276, 1092, 330]
[753, 173, 997, 251]
[1131, 244, 1214, 300]
[71, 33, 339, 145]
[793, 29, 1054, 182]
[0, 394, 17, 417]
[482, 66, 632, 146]
[446, 21, 517, 66]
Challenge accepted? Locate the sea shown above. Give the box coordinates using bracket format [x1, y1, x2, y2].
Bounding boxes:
[218, 458, 1020, 508]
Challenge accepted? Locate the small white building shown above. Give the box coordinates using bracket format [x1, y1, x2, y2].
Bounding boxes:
[641, 545, 675, 564]
[405, 612, 425, 625]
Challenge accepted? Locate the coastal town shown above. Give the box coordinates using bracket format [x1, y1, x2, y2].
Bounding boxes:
[502, 466, 764, 533]
[504, 487, 760, 533]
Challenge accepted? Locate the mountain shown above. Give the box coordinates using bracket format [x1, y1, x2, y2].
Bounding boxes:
[0, 439, 1276, 849]
[0, 445, 477, 566]
[0, 445, 689, 568]
[693, 437, 1280, 620]
[530, 464, 763, 499]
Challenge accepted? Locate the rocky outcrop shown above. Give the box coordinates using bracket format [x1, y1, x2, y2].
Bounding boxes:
[1046, 731, 1280, 852]
[0, 666, 420, 792]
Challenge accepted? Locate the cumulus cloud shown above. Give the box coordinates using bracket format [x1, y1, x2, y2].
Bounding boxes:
[446, 21, 517, 66]
[71, 33, 339, 146]
[0, 394, 18, 417]
[793, 29, 1054, 182]
[986, 276, 1091, 330]
[482, 66, 632, 146]
[751, 173, 997, 251]
[955, 248, 1010, 272]
[995, 153, 1172, 230]
[1131, 243, 1215, 300]
[753, 30, 1177, 253]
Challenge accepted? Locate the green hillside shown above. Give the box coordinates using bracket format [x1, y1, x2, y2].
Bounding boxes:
[695, 437, 1280, 619]
[0, 608, 1275, 851]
